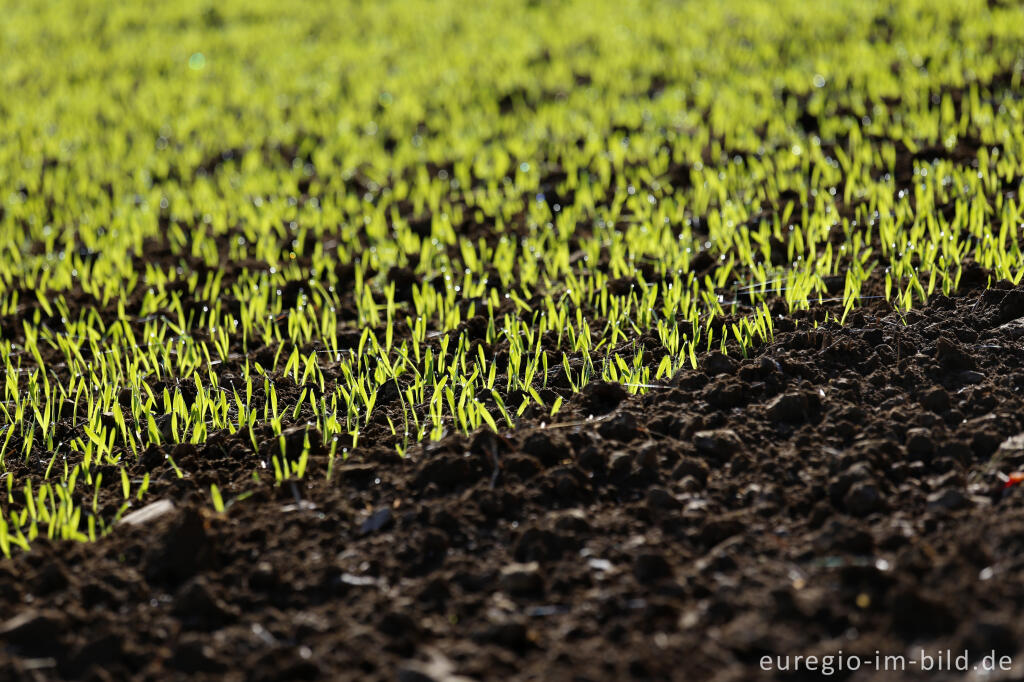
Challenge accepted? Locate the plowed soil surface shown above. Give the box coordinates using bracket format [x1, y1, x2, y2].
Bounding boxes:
[4, 278, 1024, 681]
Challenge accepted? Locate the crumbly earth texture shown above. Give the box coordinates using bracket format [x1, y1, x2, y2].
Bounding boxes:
[3, 283, 1024, 681]
[5, 1, 1024, 680]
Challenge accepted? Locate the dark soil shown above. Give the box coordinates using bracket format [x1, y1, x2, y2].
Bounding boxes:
[4, 284, 1024, 680]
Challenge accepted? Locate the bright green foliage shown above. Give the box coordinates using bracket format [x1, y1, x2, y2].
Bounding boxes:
[1, 0, 1023, 552]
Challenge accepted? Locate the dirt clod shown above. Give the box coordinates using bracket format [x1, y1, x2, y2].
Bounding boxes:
[693, 428, 741, 458]
[765, 392, 807, 422]
[633, 552, 673, 583]
[844, 481, 884, 516]
[500, 562, 544, 596]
